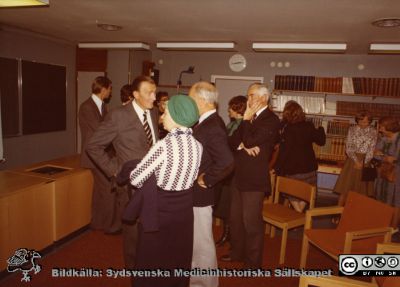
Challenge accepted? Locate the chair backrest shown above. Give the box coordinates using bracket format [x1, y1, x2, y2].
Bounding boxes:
[338, 191, 395, 232]
[375, 243, 400, 287]
[274, 176, 316, 208]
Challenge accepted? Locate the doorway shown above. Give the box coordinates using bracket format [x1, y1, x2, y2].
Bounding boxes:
[211, 75, 264, 124]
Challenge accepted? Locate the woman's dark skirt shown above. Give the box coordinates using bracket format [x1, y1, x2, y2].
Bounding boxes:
[134, 188, 193, 287]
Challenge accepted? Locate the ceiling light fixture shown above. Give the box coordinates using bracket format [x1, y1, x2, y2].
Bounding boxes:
[78, 42, 150, 50]
[0, 0, 49, 8]
[156, 42, 235, 51]
[97, 23, 122, 31]
[369, 43, 400, 54]
[371, 18, 400, 28]
[252, 43, 347, 53]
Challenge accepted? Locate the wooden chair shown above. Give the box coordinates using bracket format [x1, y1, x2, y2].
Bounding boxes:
[299, 242, 400, 287]
[300, 191, 396, 269]
[264, 170, 277, 235]
[299, 276, 376, 287]
[263, 176, 316, 264]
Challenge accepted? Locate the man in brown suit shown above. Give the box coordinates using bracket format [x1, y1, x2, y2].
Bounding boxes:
[86, 75, 159, 269]
[79, 76, 117, 233]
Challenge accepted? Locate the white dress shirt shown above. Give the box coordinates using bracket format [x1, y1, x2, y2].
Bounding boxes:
[91, 94, 103, 115]
[198, 109, 216, 124]
[255, 105, 268, 118]
[132, 100, 156, 145]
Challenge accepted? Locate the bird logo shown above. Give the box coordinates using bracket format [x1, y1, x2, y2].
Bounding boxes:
[7, 248, 42, 282]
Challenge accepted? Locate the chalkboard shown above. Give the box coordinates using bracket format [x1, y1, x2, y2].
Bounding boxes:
[21, 60, 66, 134]
[0, 58, 67, 136]
[0, 57, 19, 136]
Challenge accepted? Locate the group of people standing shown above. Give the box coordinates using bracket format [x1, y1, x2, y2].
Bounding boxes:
[79, 75, 284, 286]
[79, 74, 400, 287]
[334, 111, 400, 225]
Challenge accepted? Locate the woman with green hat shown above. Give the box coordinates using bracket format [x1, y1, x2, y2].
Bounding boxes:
[127, 94, 203, 287]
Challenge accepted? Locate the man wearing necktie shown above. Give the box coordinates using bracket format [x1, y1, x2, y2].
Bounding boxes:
[222, 83, 280, 268]
[86, 75, 158, 271]
[79, 76, 114, 233]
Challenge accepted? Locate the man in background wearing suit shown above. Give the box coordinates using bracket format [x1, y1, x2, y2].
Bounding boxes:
[189, 82, 234, 287]
[79, 76, 116, 234]
[86, 75, 159, 270]
[222, 83, 280, 268]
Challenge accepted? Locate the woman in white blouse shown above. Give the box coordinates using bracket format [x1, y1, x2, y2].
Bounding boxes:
[126, 95, 202, 287]
[334, 110, 377, 206]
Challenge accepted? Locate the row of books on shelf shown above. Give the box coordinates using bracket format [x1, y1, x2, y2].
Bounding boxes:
[271, 94, 325, 114]
[307, 117, 352, 136]
[274, 75, 400, 97]
[313, 137, 347, 162]
[352, 77, 400, 97]
[336, 101, 400, 118]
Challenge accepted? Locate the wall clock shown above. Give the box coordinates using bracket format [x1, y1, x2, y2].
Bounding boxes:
[229, 54, 247, 72]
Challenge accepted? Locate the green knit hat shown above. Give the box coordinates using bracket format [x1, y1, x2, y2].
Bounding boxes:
[167, 94, 199, 128]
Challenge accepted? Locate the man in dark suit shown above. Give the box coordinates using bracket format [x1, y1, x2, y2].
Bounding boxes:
[189, 82, 234, 287]
[79, 76, 115, 233]
[86, 75, 159, 269]
[222, 83, 280, 268]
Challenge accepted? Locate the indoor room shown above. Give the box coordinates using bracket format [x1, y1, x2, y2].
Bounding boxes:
[0, 1, 400, 286]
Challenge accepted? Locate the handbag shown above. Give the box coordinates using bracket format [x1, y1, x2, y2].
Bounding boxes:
[361, 165, 377, 182]
[361, 157, 378, 182]
[378, 162, 396, 182]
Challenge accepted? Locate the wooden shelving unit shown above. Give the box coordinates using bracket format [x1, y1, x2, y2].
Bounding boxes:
[272, 78, 400, 164]
[274, 89, 400, 99]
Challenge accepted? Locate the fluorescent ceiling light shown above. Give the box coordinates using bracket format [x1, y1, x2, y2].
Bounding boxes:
[252, 43, 347, 53]
[156, 42, 235, 51]
[78, 42, 149, 50]
[369, 43, 400, 54]
[0, 0, 48, 7]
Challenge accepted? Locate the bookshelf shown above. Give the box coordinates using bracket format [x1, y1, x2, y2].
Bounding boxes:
[308, 117, 351, 163]
[274, 75, 400, 98]
[271, 79, 400, 164]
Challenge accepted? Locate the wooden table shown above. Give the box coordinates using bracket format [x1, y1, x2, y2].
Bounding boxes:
[0, 171, 54, 271]
[11, 154, 93, 241]
[0, 154, 93, 271]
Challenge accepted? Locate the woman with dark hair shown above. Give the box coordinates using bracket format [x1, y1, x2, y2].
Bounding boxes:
[374, 116, 400, 225]
[120, 84, 133, 105]
[156, 91, 169, 139]
[214, 95, 247, 246]
[226, 95, 247, 135]
[334, 110, 378, 206]
[274, 100, 326, 212]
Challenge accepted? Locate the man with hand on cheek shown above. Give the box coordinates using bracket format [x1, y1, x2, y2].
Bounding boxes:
[222, 83, 280, 268]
